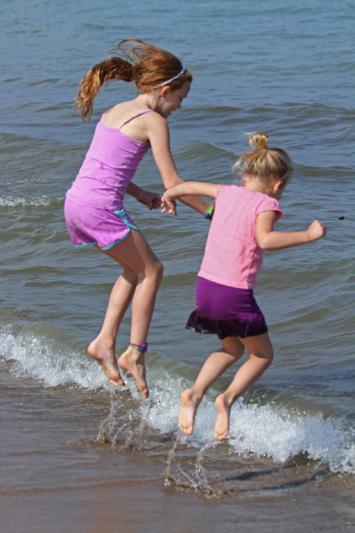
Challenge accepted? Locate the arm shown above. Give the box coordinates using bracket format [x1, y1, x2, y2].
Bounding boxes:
[161, 181, 222, 216]
[147, 114, 210, 214]
[126, 181, 145, 200]
[256, 211, 326, 250]
[126, 182, 161, 210]
[163, 180, 222, 199]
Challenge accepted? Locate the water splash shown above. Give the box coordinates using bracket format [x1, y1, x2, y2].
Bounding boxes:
[0, 324, 354, 475]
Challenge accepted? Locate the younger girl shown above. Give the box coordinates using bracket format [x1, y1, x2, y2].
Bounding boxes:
[64, 39, 208, 397]
[161, 132, 326, 439]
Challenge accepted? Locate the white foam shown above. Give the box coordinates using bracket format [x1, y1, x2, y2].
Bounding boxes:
[144, 371, 355, 475]
[0, 325, 353, 474]
[0, 195, 60, 208]
[228, 403, 355, 473]
[0, 325, 109, 389]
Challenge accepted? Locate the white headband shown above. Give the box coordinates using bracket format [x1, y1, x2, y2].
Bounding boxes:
[155, 67, 186, 88]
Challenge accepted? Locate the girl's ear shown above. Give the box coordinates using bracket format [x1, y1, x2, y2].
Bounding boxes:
[159, 85, 171, 98]
[273, 179, 285, 194]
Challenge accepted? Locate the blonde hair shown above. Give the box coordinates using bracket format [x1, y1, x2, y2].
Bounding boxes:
[76, 38, 192, 119]
[234, 132, 293, 184]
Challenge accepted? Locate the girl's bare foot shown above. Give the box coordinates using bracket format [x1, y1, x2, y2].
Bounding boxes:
[118, 346, 149, 399]
[87, 339, 125, 387]
[214, 393, 231, 441]
[178, 388, 201, 435]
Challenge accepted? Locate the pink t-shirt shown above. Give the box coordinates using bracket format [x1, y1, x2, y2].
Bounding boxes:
[198, 185, 282, 289]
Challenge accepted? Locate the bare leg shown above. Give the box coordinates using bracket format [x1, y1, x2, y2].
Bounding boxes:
[179, 337, 244, 434]
[88, 271, 136, 386]
[88, 231, 163, 395]
[117, 231, 163, 398]
[214, 333, 273, 440]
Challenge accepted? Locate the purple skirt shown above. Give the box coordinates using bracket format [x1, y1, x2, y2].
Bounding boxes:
[186, 277, 268, 339]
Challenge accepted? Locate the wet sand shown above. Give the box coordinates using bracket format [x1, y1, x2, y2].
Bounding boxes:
[1, 371, 354, 533]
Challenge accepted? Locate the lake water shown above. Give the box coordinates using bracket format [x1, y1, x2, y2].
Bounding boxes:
[0, 1, 354, 531]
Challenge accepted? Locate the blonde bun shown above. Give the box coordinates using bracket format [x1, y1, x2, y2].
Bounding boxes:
[248, 131, 269, 150]
[233, 132, 293, 184]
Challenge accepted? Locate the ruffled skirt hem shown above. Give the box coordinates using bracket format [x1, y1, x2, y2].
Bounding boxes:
[186, 310, 268, 339]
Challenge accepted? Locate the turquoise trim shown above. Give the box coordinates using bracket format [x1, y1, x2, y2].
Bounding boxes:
[114, 209, 141, 232]
[101, 232, 131, 251]
[74, 241, 97, 248]
[73, 208, 140, 252]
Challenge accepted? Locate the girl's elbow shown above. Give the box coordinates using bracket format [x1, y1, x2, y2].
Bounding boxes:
[257, 238, 270, 250]
[257, 232, 276, 250]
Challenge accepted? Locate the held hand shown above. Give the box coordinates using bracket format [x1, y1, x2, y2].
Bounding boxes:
[161, 191, 177, 216]
[306, 220, 327, 241]
[138, 190, 161, 210]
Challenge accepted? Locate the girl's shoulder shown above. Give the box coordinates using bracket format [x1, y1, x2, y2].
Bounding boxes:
[216, 183, 242, 198]
[101, 101, 161, 126]
[214, 184, 241, 208]
[100, 103, 165, 143]
[216, 184, 279, 209]
[144, 111, 169, 140]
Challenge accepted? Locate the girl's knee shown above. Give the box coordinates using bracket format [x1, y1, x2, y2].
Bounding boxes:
[243, 333, 274, 365]
[254, 347, 274, 367]
[264, 350, 274, 367]
[155, 259, 164, 279]
[138, 259, 164, 284]
[149, 259, 163, 281]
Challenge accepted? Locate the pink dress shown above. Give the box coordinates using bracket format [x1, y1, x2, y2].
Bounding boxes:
[186, 184, 282, 339]
[64, 111, 152, 251]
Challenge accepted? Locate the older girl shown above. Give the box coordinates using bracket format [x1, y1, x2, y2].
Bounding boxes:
[64, 39, 208, 397]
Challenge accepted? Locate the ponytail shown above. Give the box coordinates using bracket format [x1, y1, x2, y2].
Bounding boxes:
[76, 38, 192, 119]
[76, 57, 133, 119]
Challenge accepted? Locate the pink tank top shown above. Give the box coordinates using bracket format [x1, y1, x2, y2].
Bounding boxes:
[66, 110, 152, 210]
[199, 185, 282, 289]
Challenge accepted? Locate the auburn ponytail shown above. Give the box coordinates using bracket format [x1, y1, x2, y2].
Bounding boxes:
[76, 38, 192, 119]
[76, 58, 133, 119]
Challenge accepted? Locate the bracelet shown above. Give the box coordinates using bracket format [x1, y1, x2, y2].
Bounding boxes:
[204, 204, 214, 220]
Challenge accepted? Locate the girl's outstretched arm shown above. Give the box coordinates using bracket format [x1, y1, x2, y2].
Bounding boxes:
[256, 211, 326, 250]
[147, 113, 210, 214]
[161, 181, 222, 215]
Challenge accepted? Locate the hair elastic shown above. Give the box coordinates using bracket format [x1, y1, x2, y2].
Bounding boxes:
[154, 67, 186, 88]
[129, 342, 148, 353]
